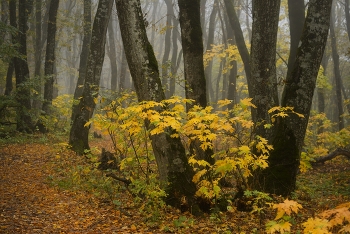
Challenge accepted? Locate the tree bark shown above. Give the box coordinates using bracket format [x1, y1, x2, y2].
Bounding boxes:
[178, 0, 214, 165]
[42, 0, 59, 114]
[329, 4, 344, 130]
[115, 0, 198, 212]
[13, 0, 33, 132]
[250, 0, 280, 139]
[72, 0, 91, 101]
[107, 13, 118, 91]
[69, 0, 113, 154]
[286, 0, 305, 78]
[255, 0, 333, 196]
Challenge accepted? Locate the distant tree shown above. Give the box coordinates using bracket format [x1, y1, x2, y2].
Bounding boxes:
[107, 13, 118, 91]
[330, 3, 344, 130]
[69, 0, 113, 154]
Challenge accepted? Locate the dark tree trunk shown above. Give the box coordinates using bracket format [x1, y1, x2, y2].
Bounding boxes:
[42, 0, 59, 114]
[178, 0, 207, 109]
[224, 12, 238, 107]
[250, 0, 280, 137]
[330, 4, 344, 130]
[204, 1, 218, 103]
[32, 0, 43, 109]
[255, 0, 333, 196]
[107, 13, 118, 91]
[287, 0, 305, 78]
[178, 0, 214, 165]
[4, 60, 14, 96]
[13, 0, 33, 132]
[115, 0, 198, 212]
[223, 0, 251, 93]
[72, 0, 91, 100]
[69, 0, 113, 154]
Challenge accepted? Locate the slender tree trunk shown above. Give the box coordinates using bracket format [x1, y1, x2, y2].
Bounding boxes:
[72, 0, 91, 100]
[42, 0, 59, 114]
[32, 0, 42, 109]
[255, 0, 333, 196]
[115, 0, 198, 212]
[69, 0, 113, 154]
[204, 1, 218, 103]
[169, 16, 179, 97]
[287, 0, 305, 78]
[4, 60, 14, 96]
[13, 0, 33, 132]
[223, 0, 251, 94]
[119, 48, 128, 91]
[161, 0, 173, 97]
[107, 13, 118, 91]
[330, 4, 344, 130]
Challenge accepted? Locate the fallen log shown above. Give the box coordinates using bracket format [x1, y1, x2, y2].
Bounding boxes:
[312, 148, 350, 164]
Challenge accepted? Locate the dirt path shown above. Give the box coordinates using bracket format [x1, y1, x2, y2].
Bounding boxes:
[0, 144, 144, 234]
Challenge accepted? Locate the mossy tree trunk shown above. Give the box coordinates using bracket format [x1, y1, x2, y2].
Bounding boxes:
[69, 0, 113, 155]
[254, 0, 333, 196]
[115, 0, 198, 211]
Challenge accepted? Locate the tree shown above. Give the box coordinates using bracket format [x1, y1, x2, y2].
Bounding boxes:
[42, 0, 60, 114]
[72, 0, 91, 101]
[114, 0, 198, 212]
[69, 0, 113, 154]
[329, 2, 344, 130]
[13, 0, 33, 132]
[253, 0, 333, 195]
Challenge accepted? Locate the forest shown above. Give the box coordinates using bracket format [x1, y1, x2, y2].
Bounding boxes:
[1, 0, 350, 233]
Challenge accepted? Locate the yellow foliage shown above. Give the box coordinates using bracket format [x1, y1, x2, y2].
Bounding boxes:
[273, 199, 303, 220]
[302, 218, 331, 234]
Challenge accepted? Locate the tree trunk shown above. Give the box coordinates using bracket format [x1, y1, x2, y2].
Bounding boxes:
[161, 0, 173, 97]
[115, 0, 198, 211]
[286, 0, 305, 78]
[42, 0, 59, 114]
[204, 1, 218, 103]
[69, 0, 113, 154]
[255, 0, 333, 196]
[72, 0, 91, 101]
[169, 15, 179, 97]
[13, 0, 33, 132]
[250, 0, 280, 138]
[4, 60, 14, 96]
[32, 0, 42, 109]
[178, 0, 214, 165]
[107, 13, 118, 91]
[329, 4, 344, 130]
[223, 0, 251, 94]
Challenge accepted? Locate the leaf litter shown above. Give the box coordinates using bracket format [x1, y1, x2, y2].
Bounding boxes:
[0, 139, 350, 233]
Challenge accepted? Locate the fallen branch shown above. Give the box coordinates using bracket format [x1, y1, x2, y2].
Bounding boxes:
[106, 173, 131, 186]
[312, 148, 350, 164]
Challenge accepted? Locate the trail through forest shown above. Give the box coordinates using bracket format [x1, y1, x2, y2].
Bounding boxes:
[1, 140, 350, 233]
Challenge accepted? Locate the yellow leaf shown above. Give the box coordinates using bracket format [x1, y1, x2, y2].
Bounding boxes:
[302, 217, 330, 234]
[273, 199, 302, 220]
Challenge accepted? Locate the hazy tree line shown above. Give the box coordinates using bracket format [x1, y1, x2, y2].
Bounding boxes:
[0, 0, 349, 212]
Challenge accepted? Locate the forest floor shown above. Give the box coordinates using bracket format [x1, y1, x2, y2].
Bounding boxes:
[0, 134, 350, 233]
